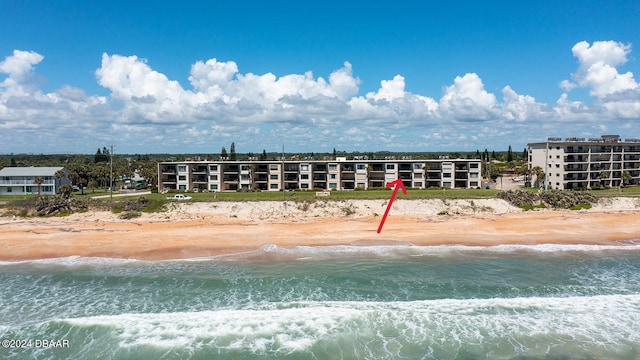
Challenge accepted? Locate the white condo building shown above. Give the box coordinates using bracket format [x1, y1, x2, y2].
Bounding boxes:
[528, 135, 640, 190]
[158, 158, 482, 192]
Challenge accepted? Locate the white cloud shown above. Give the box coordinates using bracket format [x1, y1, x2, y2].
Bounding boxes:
[439, 73, 498, 120]
[501, 86, 545, 122]
[189, 58, 239, 91]
[0, 50, 44, 96]
[567, 40, 639, 98]
[1, 41, 639, 153]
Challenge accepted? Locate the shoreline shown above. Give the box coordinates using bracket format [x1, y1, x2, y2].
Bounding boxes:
[2, 198, 640, 261]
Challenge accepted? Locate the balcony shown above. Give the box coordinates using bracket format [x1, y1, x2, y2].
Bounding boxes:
[564, 175, 589, 181]
[222, 165, 239, 173]
[0, 179, 56, 185]
[564, 155, 588, 163]
[565, 165, 588, 172]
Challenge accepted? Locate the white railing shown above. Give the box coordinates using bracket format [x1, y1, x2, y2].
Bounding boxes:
[0, 180, 55, 185]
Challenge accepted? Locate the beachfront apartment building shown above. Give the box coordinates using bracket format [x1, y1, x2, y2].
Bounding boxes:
[158, 158, 482, 192]
[527, 135, 640, 190]
[0, 166, 70, 195]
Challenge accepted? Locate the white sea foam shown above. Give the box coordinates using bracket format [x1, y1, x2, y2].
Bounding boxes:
[1, 243, 638, 266]
[60, 294, 640, 356]
[214, 243, 640, 262]
[0, 256, 140, 267]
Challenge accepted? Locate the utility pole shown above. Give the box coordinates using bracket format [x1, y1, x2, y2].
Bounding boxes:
[110, 144, 114, 202]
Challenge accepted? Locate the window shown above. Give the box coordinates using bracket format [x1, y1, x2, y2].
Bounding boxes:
[270, 184, 279, 189]
[329, 183, 337, 189]
[329, 164, 338, 171]
[240, 174, 251, 180]
[178, 175, 186, 181]
[270, 174, 278, 180]
[209, 165, 218, 171]
[443, 173, 451, 178]
[414, 163, 423, 170]
[301, 183, 309, 189]
[301, 164, 309, 171]
[7, 187, 12, 193]
[210, 175, 218, 181]
[269, 164, 279, 171]
[357, 164, 365, 170]
[210, 184, 218, 190]
[178, 165, 187, 172]
[179, 185, 186, 190]
[386, 164, 395, 170]
[329, 174, 337, 179]
[470, 163, 479, 169]
[556, 164, 560, 168]
[301, 174, 309, 180]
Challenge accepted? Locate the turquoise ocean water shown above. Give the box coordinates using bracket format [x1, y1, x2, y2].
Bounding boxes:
[1, 243, 640, 359]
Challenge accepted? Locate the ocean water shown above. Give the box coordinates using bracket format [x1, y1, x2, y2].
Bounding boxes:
[1, 243, 640, 359]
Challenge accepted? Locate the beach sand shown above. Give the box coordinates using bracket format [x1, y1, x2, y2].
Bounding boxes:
[1, 198, 639, 261]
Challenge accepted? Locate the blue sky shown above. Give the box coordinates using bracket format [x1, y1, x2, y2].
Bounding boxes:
[1, 1, 639, 154]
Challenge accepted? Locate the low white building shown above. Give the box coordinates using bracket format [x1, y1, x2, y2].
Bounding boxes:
[0, 167, 70, 195]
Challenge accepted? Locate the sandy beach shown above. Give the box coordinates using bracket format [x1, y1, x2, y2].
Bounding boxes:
[1, 198, 640, 261]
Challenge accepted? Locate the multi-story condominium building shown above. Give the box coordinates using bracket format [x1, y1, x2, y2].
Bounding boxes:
[158, 158, 482, 192]
[0, 166, 70, 195]
[528, 135, 640, 190]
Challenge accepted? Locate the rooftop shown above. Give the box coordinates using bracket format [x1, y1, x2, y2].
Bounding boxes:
[0, 166, 65, 177]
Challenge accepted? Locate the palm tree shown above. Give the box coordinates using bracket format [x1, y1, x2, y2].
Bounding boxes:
[622, 171, 632, 187]
[34, 176, 44, 195]
[54, 169, 66, 195]
[532, 166, 545, 188]
[599, 170, 610, 188]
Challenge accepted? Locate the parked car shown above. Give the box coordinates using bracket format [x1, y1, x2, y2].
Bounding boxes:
[166, 194, 193, 200]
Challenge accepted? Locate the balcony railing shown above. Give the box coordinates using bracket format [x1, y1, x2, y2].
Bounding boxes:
[0, 180, 55, 185]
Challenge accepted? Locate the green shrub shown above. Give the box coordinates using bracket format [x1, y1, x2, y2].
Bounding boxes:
[570, 202, 592, 210]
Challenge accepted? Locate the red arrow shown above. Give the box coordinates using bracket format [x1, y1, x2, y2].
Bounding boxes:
[377, 179, 407, 233]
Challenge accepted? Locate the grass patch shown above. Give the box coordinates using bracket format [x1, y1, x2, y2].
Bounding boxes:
[518, 204, 547, 211]
[570, 202, 592, 210]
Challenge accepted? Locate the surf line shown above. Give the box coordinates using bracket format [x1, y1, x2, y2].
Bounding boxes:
[377, 179, 406, 233]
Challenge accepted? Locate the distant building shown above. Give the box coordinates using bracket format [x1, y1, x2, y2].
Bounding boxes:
[0, 167, 70, 195]
[528, 135, 640, 190]
[158, 159, 482, 192]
